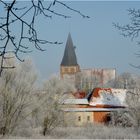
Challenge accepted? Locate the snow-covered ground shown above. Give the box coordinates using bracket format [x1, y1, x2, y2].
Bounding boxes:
[1, 126, 140, 139]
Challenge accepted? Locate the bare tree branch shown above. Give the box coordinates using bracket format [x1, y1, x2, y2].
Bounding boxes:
[113, 9, 140, 41]
[0, 0, 89, 76]
[113, 8, 140, 68]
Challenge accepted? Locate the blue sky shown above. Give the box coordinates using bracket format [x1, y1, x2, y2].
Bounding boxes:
[30, 1, 140, 81]
[29, 1, 140, 81]
[2, 1, 140, 81]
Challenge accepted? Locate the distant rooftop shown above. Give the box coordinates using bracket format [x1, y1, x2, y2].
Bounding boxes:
[62, 98, 89, 105]
[62, 107, 126, 112]
[61, 33, 78, 66]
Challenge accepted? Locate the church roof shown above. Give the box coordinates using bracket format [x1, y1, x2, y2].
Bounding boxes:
[61, 33, 78, 66]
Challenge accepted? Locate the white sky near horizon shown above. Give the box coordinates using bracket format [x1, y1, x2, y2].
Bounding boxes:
[1, 1, 140, 82]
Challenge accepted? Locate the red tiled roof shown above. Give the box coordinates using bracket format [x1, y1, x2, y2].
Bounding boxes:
[73, 91, 86, 99]
[91, 88, 112, 97]
[89, 88, 127, 107]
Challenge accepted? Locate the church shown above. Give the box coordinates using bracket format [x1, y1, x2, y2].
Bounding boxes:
[60, 33, 127, 126]
[60, 33, 116, 91]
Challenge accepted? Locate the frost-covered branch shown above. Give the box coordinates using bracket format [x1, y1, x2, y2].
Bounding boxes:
[0, 0, 89, 75]
[113, 9, 140, 41]
[113, 8, 140, 67]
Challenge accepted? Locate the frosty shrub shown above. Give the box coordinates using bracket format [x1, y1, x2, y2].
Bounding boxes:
[110, 110, 133, 127]
[31, 76, 75, 135]
[0, 58, 37, 136]
[126, 90, 140, 132]
[44, 125, 140, 139]
[2, 124, 140, 138]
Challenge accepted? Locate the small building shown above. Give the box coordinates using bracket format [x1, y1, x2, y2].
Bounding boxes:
[61, 88, 127, 126]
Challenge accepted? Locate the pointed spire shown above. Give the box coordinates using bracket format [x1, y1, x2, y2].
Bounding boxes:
[61, 33, 78, 66]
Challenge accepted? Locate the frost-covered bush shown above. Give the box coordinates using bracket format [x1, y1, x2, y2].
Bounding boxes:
[44, 125, 140, 139]
[2, 125, 140, 139]
[31, 76, 76, 135]
[0, 58, 37, 136]
[110, 111, 134, 127]
[125, 90, 140, 133]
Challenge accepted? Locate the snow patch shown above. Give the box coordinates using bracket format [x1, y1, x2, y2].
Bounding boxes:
[90, 89, 127, 107]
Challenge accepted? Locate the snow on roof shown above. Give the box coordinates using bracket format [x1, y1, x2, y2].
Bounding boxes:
[89, 88, 127, 107]
[62, 99, 89, 105]
[62, 107, 126, 112]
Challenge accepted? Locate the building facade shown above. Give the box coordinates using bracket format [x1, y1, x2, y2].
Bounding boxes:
[76, 68, 116, 90]
[61, 88, 127, 126]
[60, 34, 127, 126]
[60, 33, 116, 90]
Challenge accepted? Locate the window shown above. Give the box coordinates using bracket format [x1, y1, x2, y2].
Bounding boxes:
[70, 67, 75, 73]
[78, 116, 81, 121]
[64, 68, 68, 72]
[87, 116, 90, 121]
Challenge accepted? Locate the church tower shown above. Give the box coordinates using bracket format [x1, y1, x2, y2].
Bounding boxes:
[60, 33, 80, 79]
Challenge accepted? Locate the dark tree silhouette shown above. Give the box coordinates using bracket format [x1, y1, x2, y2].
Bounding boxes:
[0, 0, 89, 75]
[113, 8, 140, 68]
[114, 9, 140, 41]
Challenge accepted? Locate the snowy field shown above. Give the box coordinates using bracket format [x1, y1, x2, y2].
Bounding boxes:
[1, 125, 140, 139]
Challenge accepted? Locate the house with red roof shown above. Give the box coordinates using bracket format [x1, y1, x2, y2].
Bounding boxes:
[62, 88, 127, 126]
